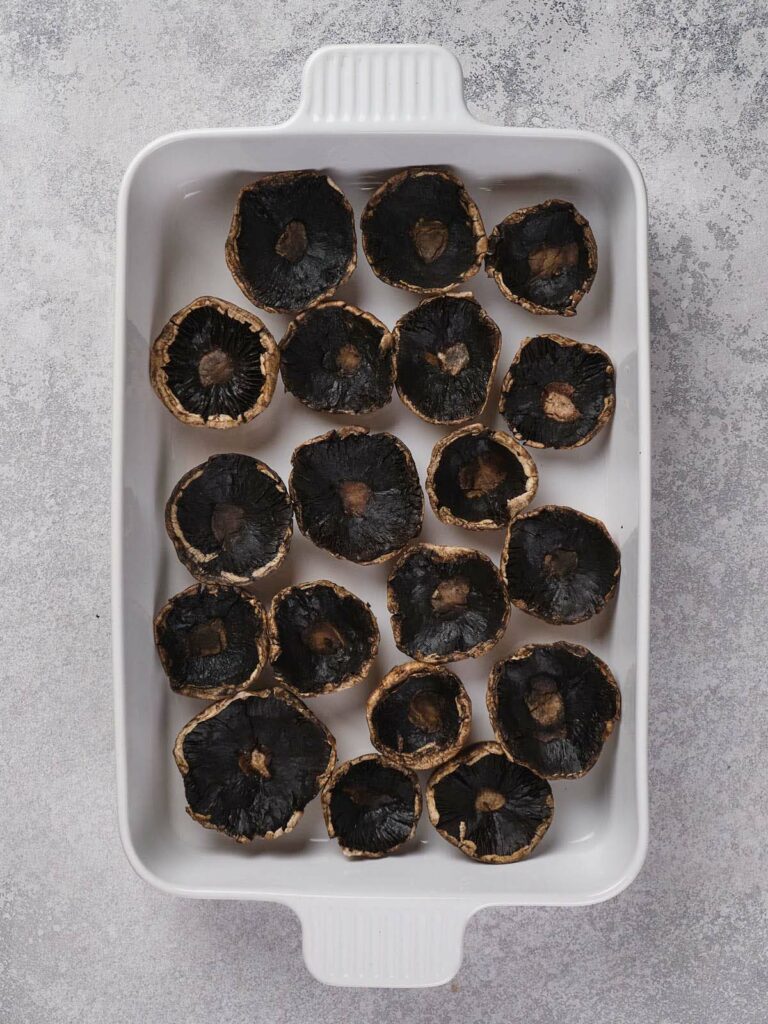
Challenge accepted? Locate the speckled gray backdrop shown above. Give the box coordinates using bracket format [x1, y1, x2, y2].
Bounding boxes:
[2, 1, 767, 1020]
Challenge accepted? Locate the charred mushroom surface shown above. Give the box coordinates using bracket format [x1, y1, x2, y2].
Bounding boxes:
[269, 580, 379, 696]
[500, 335, 615, 448]
[290, 428, 423, 564]
[486, 200, 597, 316]
[225, 171, 356, 313]
[427, 424, 538, 530]
[388, 543, 509, 663]
[361, 168, 486, 294]
[426, 742, 554, 863]
[501, 505, 620, 624]
[174, 688, 336, 842]
[166, 453, 292, 585]
[150, 297, 279, 428]
[280, 302, 394, 414]
[154, 584, 268, 699]
[488, 642, 620, 778]
[322, 754, 421, 858]
[393, 293, 500, 424]
[367, 662, 471, 770]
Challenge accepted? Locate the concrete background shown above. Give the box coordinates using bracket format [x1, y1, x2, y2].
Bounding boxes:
[2, 1, 767, 1020]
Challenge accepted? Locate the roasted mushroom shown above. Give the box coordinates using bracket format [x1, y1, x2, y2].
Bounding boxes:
[488, 642, 620, 779]
[290, 427, 423, 564]
[426, 742, 554, 863]
[486, 199, 597, 316]
[501, 505, 620, 625]
[225, 171, 356, 314]
[280, 301, 394, 415]
[367, 662, 471, 770]
[393, 293, 500, 424]
[387, 543, 509, 663]
[500, 335, 615, 449]
[361, 167, 486, 295]
[149, 296, 279, 428]
[269, 580, 379, 696]
[426, 424, 538, 530]
[174, 688, 336, 843]
[154, 583, 268, 699]
[166, 453, 292, 586]
[321, 754, 421, 858]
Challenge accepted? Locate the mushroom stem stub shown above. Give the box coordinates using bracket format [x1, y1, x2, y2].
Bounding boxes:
[275, 220, 309, 263]
[339, 480, 373, 517]
[431, 577, 471, 615]
[412, 218, 449, 263]
[239, 747, 272, 779]
[474, 788, 506, 813]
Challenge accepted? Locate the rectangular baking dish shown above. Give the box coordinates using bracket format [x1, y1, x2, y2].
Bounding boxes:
[113, 43, 650, 988]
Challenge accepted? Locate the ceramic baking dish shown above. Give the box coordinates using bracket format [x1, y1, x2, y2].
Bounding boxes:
[113, 43, 650, 988]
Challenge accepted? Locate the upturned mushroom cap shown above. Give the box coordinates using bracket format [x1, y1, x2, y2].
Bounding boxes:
[501, 505, 621, 625]
[321, 753, 421, 858]
[150, 296, 279, 429]
[154, 583, 268, 699]
[361, 167, 486, 295]
[426, 741, 554, 863]
[174, 688, 336, 843]
[487, 642, 621, 779]
[268, 580, 379, 696]
[486, 199, 597, 316]
[225, 171, 357, 314]
[367, 662, 472, 770]
[426, 423, 538, 530]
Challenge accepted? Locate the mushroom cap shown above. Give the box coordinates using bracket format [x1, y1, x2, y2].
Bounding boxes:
[268, 580, 379, 696]
[289, 427, 423, 565]
[387, 543, 510, 663]
[367, 662, 472, 770]
[426, 741, 554, 863]
[154, 583, 268, 699]
[225, 171, 357, 314]
[393, 292, 501, 425]
[501, 505, 620, 625]
[149, 296, 279, 429]
[487, 642, 621, 779]
[361, 167, 486, 295]
[499, 334, 615, 449]
[486, 199, 597, 317]
[174, 688, 336, 842]
[165, 453, 293, 586]
[280, 301, 394, 415]
[426, 423, 539, 530]
[321, 753, 421, 858]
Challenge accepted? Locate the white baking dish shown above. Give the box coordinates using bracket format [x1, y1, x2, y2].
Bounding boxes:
[113, 43, 650, 988]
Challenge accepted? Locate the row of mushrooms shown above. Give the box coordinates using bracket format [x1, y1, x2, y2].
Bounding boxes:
[152, 167, 621, 863]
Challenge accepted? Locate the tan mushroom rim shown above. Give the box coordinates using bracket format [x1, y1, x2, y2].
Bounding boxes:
[173, 687, 336, 843]
[486, 199, 598, 317]
[426, 741, 554, 864]
[499, 334, 615, 450]
[386, 542, 510, 664]
[153, 583, 269, 699]
[361, 167, 487, 296]
[366, 661, 472, 771]
[499, 504, 621, 626]
[267, 579, 379, 697]
[149, 295, 279, 429]
[165, 458, 292, 586]
[486, 641, 622, 780]
[289, 426, 424, 566]
[392, 292, 501, 426]
[279, 301, 394, 415]
[426, 422, 539, 530]
[321, 753, 422, 859]
[225, 171, 357, 314]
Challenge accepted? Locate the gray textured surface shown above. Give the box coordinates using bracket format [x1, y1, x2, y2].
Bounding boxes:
[2, 1, 767, 1020]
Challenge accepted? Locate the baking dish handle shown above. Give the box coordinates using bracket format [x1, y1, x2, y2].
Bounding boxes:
[290, 44, 478, 130]
[295, 897, 473, 987]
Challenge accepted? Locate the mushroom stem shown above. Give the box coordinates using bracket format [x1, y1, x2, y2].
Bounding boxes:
[275, 220, 308, 263]
[474, 788, 506, 813]
[239, 747, 272, 779]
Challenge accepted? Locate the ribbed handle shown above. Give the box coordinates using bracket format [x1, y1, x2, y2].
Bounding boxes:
[291, 44, 474, 129]
[296, 898, 471, 987]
